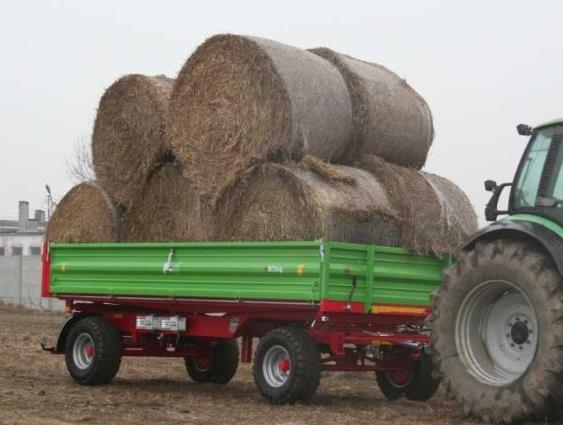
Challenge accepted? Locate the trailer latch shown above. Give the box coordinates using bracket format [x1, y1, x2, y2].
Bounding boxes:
[346, 276, 358, 311]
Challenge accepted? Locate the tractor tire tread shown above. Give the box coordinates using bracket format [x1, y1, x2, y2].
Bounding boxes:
[429, 239, 563, 423]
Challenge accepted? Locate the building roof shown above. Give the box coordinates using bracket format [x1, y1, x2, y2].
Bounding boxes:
[0, 220, 19, 233]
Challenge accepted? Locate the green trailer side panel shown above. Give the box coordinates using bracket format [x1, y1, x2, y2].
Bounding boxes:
[324, 243, 370, 305]
[324, 243, 448, 309]
[50, 241, 322, 302]
[370, 245, 447, 306]
[49, 240, 448, 310]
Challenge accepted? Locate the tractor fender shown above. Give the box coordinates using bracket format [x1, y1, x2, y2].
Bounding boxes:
[463, 219, 563, 276]
[55, 312, 97, 353]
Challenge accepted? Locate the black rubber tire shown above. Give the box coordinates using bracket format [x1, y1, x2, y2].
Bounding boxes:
[376, 372, 407, 400]
[253, 327, 321, 405]
[376, 351, 439, 401]
[185, 339, 239, 384]
[403, 351, 440, 401]
[65, 316, 122, 385]
[429, 239, 563, 424]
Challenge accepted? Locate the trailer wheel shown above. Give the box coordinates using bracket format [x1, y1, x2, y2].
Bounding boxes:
[403, 351, 440, 401]
[430, 240, 563, 423]
[253, 327, 321, 404]
[185, 339, 239, 384]
[65, 316, 122, 385]
[376, 369, 412, 400]
[376, 351, 439, 401]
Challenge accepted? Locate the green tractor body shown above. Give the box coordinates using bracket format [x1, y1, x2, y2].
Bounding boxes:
[431, 119, 563, 424]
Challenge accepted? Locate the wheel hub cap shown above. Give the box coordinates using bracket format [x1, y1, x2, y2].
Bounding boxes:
[278, 358, 290, 373]
[193, 356, 212, 371]
[387, 369, 413, 388]
[73, 333, 95, 370]
[510, 320, 530, 345]
[263, 345, 291, 388]
[456, 280, 538, 386]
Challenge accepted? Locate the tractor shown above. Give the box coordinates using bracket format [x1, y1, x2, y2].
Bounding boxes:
[430, 118, 563, 423]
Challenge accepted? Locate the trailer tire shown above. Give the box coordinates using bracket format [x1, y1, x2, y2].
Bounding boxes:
[185, 339, 239, 384]
[376, 351, 439, 401]
[253, 327, 321, 405]
[376, 371, 409, 400]
[65, 316, 122, 385]
[430, 239, 563, 423]
[403, 351, 440, 401]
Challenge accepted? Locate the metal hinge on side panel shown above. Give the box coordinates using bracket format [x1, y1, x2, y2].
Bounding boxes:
[319, 241, 325, 263]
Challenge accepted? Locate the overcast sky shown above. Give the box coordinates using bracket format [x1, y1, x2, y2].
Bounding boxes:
[0, 0, 561, 225]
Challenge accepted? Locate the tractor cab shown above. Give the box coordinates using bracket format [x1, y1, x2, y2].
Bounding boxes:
[485, 118, 563, 226]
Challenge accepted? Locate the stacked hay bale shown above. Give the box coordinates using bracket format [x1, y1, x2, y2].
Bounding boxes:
[51, 33, 476, 256]
[46, 182, 120, 243]
[310, 48, 434, 168]
[121, 161, 209, 242]
[48, 73, 175, 242]
[356, 156, 477, 254]
[92, 74, 174, 210]
[215, 157, 400, 245]
[168, 34, 354, 196]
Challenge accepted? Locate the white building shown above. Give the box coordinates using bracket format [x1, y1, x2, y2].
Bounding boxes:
[0, 201, 46, 256]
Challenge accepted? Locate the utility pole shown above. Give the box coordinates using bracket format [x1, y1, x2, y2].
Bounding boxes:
[45, 185, 53, 310]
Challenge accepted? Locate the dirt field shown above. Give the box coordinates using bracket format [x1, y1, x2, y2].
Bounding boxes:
[0, 304, 546, 425]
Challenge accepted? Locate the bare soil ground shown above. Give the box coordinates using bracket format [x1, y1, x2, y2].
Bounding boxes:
[0, 305, 545, 425]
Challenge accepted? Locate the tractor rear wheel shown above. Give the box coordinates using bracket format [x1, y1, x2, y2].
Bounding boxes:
[185, 339, 239, 384]
[430, 239, 563, 423]
[253, 327, 321, 404]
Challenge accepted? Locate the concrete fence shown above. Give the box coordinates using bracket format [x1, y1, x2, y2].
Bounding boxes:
[0, 256, 64, 311]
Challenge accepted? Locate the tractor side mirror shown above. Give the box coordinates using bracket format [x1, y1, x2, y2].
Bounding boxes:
[517, 124, 533, 136]
[484, 180, 497, 192]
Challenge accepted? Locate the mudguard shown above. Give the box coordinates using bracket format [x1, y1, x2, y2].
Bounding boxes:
[54, 312, 95, 353]
[463, 219, 563, 276]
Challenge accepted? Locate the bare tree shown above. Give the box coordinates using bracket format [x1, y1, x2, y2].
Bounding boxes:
[67, 135, 96, 183]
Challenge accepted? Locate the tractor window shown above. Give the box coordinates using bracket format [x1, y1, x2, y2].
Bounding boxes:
[545, 138, 563, 199]
[513, 132, 551, 208]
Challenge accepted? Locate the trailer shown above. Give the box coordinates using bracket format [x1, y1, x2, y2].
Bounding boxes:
[42, 239, 449, 403]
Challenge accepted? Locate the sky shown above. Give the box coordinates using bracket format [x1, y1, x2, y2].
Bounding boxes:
[0, 0, 561, 224]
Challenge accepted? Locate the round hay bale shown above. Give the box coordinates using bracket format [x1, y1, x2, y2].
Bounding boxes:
[122, 162, 210, 242]
[92, 74, 174, 210]
[169, 34, 354, 196]
[215, 160, 400, 245]
[310, 48, 434, 168]
[46, 182, 120, 243]
[418, 171, 479, 248]
[357, 156, 477, 255]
